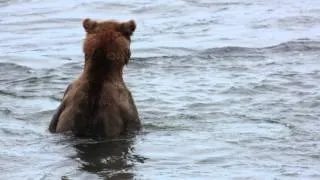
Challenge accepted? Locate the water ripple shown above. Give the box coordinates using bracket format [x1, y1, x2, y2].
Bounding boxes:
[1, 0, 320, 179]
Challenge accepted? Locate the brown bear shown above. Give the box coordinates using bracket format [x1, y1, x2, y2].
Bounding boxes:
[49, 18, 141, 138]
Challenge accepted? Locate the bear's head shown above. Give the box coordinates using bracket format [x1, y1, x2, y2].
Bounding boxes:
[82, 18, 136, 67]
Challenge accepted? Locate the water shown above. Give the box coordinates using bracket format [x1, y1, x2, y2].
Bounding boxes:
[0, 0, 320, 179]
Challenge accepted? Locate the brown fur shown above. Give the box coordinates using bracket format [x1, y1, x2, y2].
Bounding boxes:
[49, 18, 141, 138]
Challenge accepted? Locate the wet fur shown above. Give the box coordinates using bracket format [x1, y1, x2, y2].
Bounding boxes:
[49, 19, 140, 138]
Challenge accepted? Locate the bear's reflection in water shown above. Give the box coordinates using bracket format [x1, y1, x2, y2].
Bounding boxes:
[73, 136, 145, 179]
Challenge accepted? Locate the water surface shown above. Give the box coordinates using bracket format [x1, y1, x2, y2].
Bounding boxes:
[0, 0, 320, 179]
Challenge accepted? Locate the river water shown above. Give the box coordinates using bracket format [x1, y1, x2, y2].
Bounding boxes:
[0, 0, 320, 179]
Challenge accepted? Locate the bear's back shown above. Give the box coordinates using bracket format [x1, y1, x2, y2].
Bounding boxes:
[55, 80, 140, 137]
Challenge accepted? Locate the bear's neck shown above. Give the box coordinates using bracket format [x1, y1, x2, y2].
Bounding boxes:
[83, 61, 124, 83]
[82, 48, 124, 84]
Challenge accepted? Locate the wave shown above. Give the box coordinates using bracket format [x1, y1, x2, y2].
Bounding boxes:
[0, 62, 32, 71]
[265, 39, 320, 52]
[202, 39, 320, 56]
[132, 39, 320, 60]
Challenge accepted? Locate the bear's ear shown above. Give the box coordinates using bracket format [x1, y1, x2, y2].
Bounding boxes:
[83, 18, 97, 33]
[120, 20, 136, 36]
